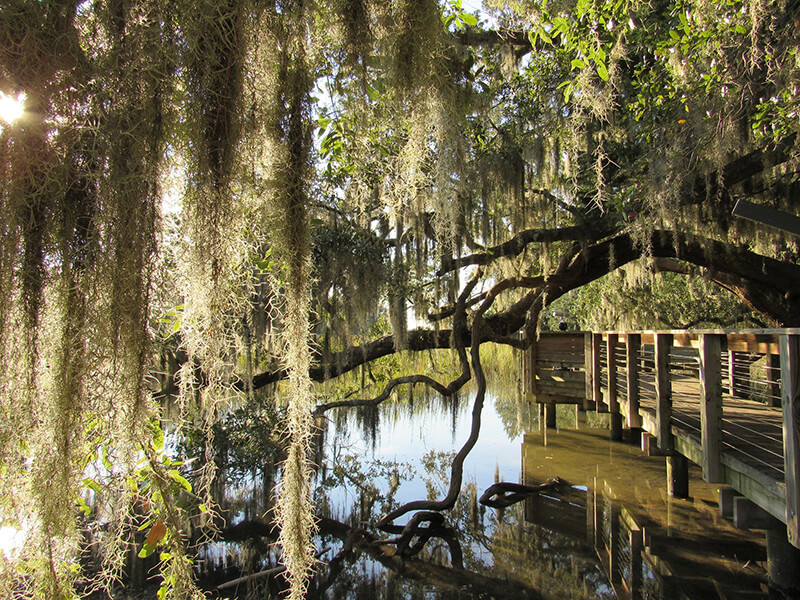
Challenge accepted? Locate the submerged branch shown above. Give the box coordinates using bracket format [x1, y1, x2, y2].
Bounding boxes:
[376, 276, 532, 528]
[479, 478, 564, 509]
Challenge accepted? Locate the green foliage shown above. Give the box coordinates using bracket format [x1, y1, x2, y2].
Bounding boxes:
[179, 404, 282, 485]
[544, 267, 766, 331]
[443, 0, 480, 30]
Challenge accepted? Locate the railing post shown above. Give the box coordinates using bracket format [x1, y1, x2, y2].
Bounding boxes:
[607, 333, 622, 440]
[593, 333, 603, 412]
[655, 333, 673, 452]
[584, 332, 593, 410]
[700, 333, 724, 483]
[626, 333, 642, 444]
[528, 335, 537, 398]
[779, 334, 800, 548]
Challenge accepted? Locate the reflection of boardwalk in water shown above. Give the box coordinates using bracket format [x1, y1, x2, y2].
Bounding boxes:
[521, 330, 800, 597]
[521, 428, 768, 600]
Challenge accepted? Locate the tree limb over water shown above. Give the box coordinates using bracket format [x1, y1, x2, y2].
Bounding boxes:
[239, 226, 800, 401]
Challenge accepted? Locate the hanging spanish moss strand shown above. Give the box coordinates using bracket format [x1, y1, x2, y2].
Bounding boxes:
[175, 0, 250, 514]
[273, 3, 318, 596]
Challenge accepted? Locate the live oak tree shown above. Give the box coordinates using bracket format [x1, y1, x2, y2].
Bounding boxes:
[0, 0, 798, 598]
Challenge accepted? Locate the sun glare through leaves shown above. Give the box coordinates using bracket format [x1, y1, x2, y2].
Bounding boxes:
[0, 92, 25, 125]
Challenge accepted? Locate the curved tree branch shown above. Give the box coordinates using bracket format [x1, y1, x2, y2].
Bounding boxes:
[376, 275, 540, 528]
[312, 270, 481, 416]
[437, 220, 617, 275]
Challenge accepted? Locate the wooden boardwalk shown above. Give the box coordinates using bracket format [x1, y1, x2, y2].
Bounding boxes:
[522, 329, 800, 550]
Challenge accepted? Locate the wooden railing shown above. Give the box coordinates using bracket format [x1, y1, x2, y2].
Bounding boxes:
[522, 329, 800, 550]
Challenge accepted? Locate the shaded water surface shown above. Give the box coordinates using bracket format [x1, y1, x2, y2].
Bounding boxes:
[206, 393, 768, 599]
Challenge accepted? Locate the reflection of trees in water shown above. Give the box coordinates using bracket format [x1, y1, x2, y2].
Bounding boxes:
[308, 440, 613, 599]
[179, 403, 282, 523]
[486, 505, 614, 600]
[178, 385, 613, 598]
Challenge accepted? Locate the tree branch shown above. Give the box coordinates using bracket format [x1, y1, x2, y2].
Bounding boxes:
[242, 229, 800, 395]
[437, 220, 617, 275]
[312, 269, 481, 416]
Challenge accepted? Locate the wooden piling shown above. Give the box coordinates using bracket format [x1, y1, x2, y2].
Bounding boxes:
[667, 454, 689, 499]
[766, 527, 800, 596]
[544, 402, 557, 429]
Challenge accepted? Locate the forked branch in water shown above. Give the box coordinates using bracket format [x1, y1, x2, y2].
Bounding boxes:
[377, 276, 538, 529]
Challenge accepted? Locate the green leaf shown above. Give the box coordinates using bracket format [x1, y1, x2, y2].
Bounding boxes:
[101, 446, 113, 471]
[137, 519, 155, 532]
[168, 470, 192, 492]
[596, 61, 609, 81]
[551, 16, 569, 34]
[83, 478, 103, 494]
[150, 423, 165, 452]
[77, 497, 92, 516]
[560, 81, 574, 103]
[571, 59, 586, 70]
[138, 543, 156, 558]
[536, 26, 552, 44]
[460, 12, 478, 26]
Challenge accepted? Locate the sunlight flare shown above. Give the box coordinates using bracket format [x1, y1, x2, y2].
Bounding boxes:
[0, 92, 26, 124]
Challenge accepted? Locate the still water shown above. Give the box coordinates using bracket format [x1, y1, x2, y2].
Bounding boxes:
[208, 391, 769, 599]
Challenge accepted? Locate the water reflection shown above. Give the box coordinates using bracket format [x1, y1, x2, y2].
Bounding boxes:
[201, 391, 768, 599]
[522, 427, 767, 599]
